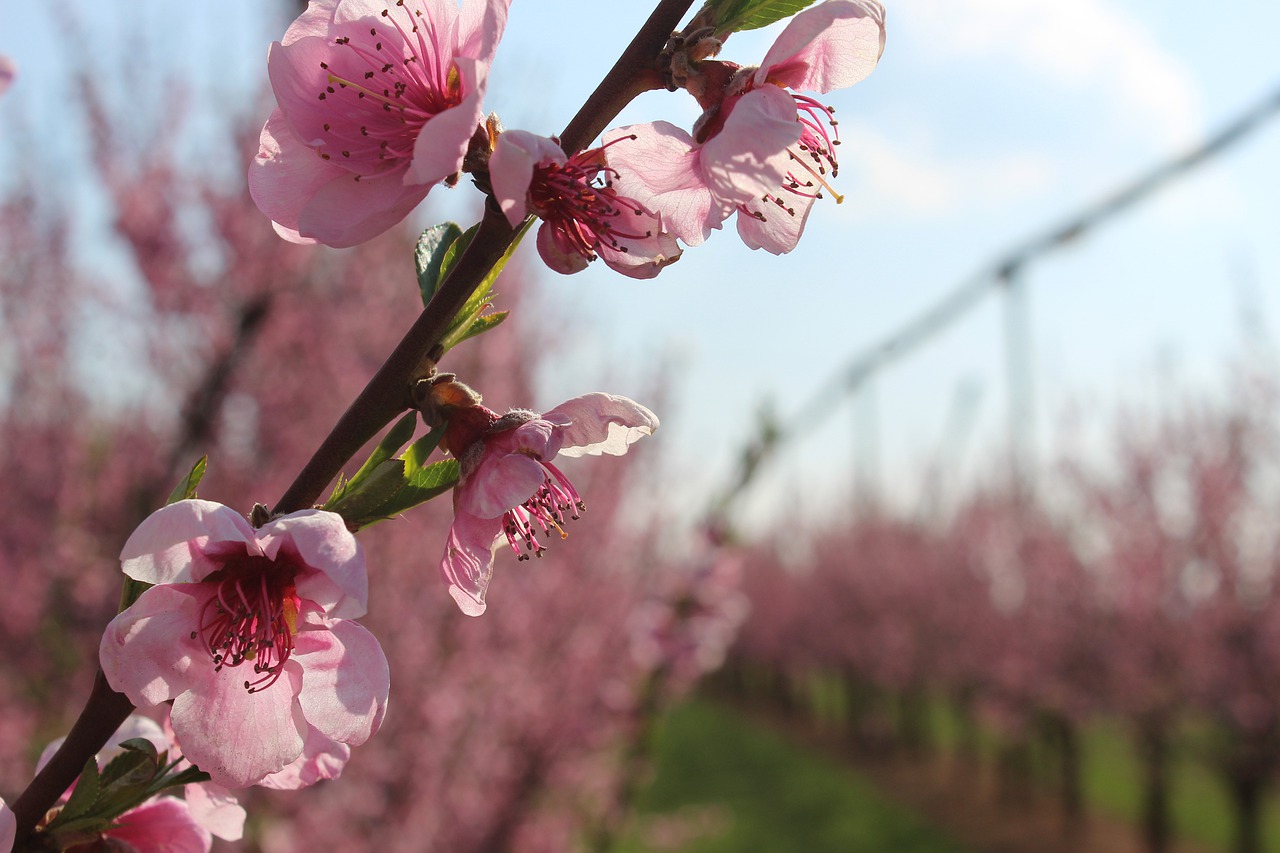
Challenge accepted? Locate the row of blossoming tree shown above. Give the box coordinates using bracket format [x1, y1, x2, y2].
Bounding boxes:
[725, 374, 1280, 853]
[0, 0, 882, 849]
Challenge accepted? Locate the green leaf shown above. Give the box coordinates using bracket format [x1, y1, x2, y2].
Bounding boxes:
[402, 425, 447, 473]
[166, 456, 207, 504]
[325, 411, 418, 508]
[375, 459, 460, 520]
[708, 0, 818, 35]
[450, 311, 509, 349]
[328, 459, 407, 526]
[57, 758, 102, 822]
[436, 219, 531, 355]
[99, 740, 159, 788]
[415, 222, 464, 307]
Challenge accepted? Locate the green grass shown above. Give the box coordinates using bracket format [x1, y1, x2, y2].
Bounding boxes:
[614, 700, 972, 853]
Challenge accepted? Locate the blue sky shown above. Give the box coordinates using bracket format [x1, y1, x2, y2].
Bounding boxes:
[4, 1, 1279, 527]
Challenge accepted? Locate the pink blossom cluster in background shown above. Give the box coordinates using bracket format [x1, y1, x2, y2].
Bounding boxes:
[725, 376, 1280, 847]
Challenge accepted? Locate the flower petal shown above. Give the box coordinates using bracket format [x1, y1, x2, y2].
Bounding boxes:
[545, 393, 659, 457]
[736, 191, 815, 254]
[758, 0, 886, 94]
[170, 661, 306, 788]
[699, 87, 799, 210]
[604, 123, 720, 247]
[0, 800, 14, 853]
[100, 585, 205, 707]
[296, 170, 432, 248]
[261, 510, 368, 620]
[457, 0, 511, 66]
[108, 797, 212, 853]
[491, 130, 566, 227]
[460, 451, 548, 518]
[119, 500, 255, 585]
[536, 221, 591, 275]
[404, 61, 485, 186]
[248, 110, 344, 245]
[294, 619, 389, 748]
[183, 781, 246, 841]
[440, 509, 501, 616]
[257, 726, 351, 790]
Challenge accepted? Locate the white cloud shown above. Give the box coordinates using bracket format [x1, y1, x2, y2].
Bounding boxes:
[838, 125, 1056, 218]
[895, 0, 1201, 142]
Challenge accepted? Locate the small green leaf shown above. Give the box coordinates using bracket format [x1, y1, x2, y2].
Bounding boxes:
[328, 459, 407, 526]
[708, 0, 818, 34]
[402, 425, 447, 474]
[325, 411, 418, 508]
[450, 310, 509, 349]
[374, 459, 461, 520]
[166, 456, 207, 504]
[57, 758, 102, 822]
[436, 219, 531, 355]
[415, 222, 464, 306]
[100, 741, 159, 788]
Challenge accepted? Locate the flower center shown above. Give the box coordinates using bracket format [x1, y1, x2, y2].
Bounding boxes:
[193, 555, 299, 693]
[501, 462, 586, 560]
[311, 3, 465, 175]
[528, 141, 655, 263]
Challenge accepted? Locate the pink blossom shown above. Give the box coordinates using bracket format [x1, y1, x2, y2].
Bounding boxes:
[605, 0, 884, 254]
[489, 130, 681, 278]
[441, 393, 658, 616]
[99, 500, 390, 789]
[0, 56, 15, 99]
[249, 0, 510, 247]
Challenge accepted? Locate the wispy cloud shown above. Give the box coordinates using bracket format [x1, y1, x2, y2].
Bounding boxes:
[895, 0, 1201, 142]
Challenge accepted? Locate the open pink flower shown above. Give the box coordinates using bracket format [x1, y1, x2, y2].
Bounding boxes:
[605, 0, 884, 254]
[249, 0, 510, 247]
[100, 501, 390, 789]
[489, 130, 680, 278]
[441, 393, 659, 616]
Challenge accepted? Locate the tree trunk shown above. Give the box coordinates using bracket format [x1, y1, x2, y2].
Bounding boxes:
[1136, 719, 1171, 853]
[1229, 772, 1265, 853]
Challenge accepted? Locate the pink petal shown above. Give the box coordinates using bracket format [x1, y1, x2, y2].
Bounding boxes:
[109, 798, 211, 853]
[257, 726, 351, 790]
[604, 123, 720, 246]
[736, 191, 815, 254]
[0, 800, 13, 853]
[490, 130, 565, 226]
[699, 87, 799, 210]
[758, 0, 886, 94]
[456, 0, 512, 65]
[170, 661, 307, 788]
[460, 451, 547, 518]
[440, 509, 501, 616]
[293, 620, 389, 747]
[281, 0, 338, 45]
[297, 169, 432, 248]
[599, 225, 682, 279]
[545, 393, 659, 458]
[183, 782, 246, 841]
[248, 110, 342, 245]
[404, 61, 485, 186]
[99, 585, 204, 707]
[535, 221, 591, 275]
[261, 510, 367, 620]
[120, 500, 256, 585]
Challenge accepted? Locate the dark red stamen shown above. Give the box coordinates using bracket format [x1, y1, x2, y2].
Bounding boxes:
[192, 555, 299, 693]
[527, 140, 654, 264]
[502, 462, 585, 560]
